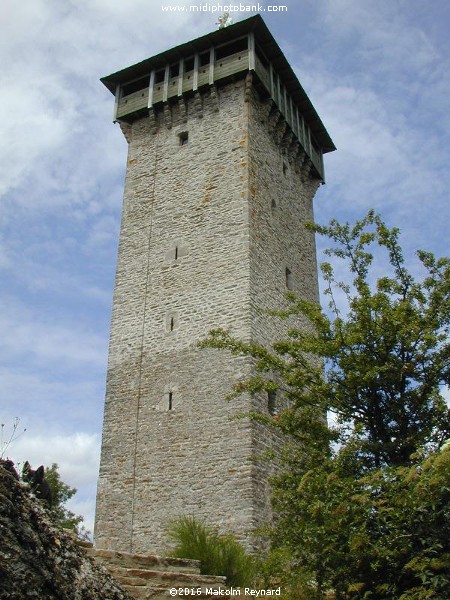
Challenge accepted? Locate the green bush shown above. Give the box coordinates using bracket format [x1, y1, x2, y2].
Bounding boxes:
[167, 516, 256, 587]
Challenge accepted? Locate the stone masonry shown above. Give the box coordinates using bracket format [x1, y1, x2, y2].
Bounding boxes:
[95, 20, 332, 556]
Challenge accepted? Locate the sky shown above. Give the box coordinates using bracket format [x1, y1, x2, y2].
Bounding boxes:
[1, 0, 449, 535]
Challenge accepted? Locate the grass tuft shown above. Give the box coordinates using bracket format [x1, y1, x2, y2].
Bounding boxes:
[167, 516, 256, 587]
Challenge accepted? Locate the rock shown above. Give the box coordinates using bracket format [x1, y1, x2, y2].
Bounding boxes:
[0, 459, 133, 600]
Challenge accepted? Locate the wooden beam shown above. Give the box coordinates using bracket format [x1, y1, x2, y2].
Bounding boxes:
[248, 32, 255, 70]
[148, 70, 155, 109]
[193, 53, 199, 91]
[284, 87, 288, 124]
[289, 96, 294, 130]
[163, 64, 170, 102]
[276, 73, 280, 107]
[113, 84, 120, 121]
[295, 107, 301, 141]
[320, 151, 325, 182]
[178, 58, 184, 96]
[209, 47, 215, 85]
[269, 63, 274, 99]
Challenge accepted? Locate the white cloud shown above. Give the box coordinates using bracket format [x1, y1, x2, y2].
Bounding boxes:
[291, 2, 450, 259]
[0, 82, 72, 200]
[321, 0, 438, 72]
[0, 298, 106, 368]
[9, 432, 100, 487]
[0, 368, 104, 423]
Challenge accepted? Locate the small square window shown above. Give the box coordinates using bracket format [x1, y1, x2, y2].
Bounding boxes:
[179, 131, 189, 146]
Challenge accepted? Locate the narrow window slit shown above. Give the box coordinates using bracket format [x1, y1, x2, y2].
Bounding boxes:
[168, 392, 173, 410]
[268, 391, 277, 416]
[286, 267, 293, 290]
[170, 317, 174, 331]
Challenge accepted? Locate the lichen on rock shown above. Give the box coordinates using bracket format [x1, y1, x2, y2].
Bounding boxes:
[0, 459, 132, 600]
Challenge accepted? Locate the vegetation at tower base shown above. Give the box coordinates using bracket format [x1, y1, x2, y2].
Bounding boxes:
[202, 211, 450, 599]
[44, 463, 89, 539]
[0, 459, 132, 600]
[167, 515, 257, 587]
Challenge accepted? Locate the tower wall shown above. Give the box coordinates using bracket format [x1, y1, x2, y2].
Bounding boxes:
[95, 76, 321, 554]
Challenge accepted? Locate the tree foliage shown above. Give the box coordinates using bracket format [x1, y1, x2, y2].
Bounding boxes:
[202, 211, 450, 598]
[44, 463, 89, 539]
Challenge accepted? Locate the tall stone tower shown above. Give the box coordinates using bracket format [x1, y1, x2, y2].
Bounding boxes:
[95, 15, 335, 554]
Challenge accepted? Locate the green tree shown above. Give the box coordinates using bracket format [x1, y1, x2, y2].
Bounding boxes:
[45, 463, 89, 539]
[202, 211, 450, 599]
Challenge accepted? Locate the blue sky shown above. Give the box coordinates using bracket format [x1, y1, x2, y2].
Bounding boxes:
[1, 0, 449, 534]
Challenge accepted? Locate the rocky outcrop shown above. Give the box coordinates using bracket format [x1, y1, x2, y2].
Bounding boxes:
[0, 459, 132, 600]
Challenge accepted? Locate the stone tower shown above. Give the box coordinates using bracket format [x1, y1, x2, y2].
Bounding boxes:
[95, 15, 335, 554]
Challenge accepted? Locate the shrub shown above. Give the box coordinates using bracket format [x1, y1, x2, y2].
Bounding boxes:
[167, 516, 256, 587]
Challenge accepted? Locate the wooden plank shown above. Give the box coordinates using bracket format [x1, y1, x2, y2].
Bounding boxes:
[152, 86, 163, 104]
[168, 77, 178, 99]
[182, 70, 194, 93]
[215, 61, 240, 79]
[214, 52, 248, 81]
[198, 70, 209, 87]
[117, 91, 148, 118]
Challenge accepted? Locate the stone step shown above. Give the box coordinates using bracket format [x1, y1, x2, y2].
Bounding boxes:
[121, 583, 225, 600]
[120, 586, 149, 600]
[87, 548, 201, 574]
[86, 547, 226, 600]
[108, 570, 148, 587]
[107, 565, 225, 588]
